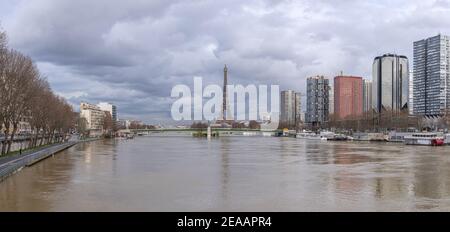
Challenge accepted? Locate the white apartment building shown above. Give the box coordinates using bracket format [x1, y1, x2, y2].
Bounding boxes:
[97, 102, 117, 122]
[80, 102, 104, 136]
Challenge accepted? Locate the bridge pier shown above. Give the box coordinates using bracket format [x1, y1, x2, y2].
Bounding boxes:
[207, 126, 211, 139]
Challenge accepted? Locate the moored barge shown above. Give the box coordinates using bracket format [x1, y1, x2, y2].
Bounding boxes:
[404, 133, 444, 146]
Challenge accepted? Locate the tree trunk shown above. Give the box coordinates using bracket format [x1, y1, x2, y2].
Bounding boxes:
[7, 124, 18, 154]
[39, 131, 45, 146]
[1, 126, 10, 155]
[49, 131, 54, 144]
[34, 129, 40, 147]
[0, 140, 6, 155]
[30, 128, 38, 148]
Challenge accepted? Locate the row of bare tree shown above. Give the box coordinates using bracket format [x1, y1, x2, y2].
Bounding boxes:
[0, 28, 74, 155]
[232, 121, 261, 129]
[126, 122, 156, 130]
[327, 110, 420, 132]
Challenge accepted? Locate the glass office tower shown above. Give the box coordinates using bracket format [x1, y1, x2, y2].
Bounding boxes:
[372, 54, 409, 113]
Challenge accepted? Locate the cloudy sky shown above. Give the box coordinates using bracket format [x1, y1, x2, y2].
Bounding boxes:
[1, 0, 450, 124]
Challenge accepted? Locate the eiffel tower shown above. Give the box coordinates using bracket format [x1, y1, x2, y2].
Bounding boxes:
[218, 65, 232, 124]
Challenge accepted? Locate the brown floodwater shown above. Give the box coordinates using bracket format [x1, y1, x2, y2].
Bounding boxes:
[1, 136, 450, 211]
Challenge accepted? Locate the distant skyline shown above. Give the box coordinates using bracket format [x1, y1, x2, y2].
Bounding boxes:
[1, 0, 450, 124]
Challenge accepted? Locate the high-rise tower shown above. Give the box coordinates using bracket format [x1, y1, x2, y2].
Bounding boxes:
[334, 75, 363, 119]
[363, 80, 373, 113]
[413, 34, 450, 116]
[372, 54, 409, 113]
[305, 75, 330, 126]
[280, 90, 302, 128]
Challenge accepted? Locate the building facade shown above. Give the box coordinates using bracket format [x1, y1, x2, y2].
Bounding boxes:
[329, 85, 334, 115]
[372, 54, 409, 113]
[334, 76, 363, 119]
[117, 119, 143, 129]
[80, 102, 104, 136]
[409, 71, 414, 115]
[97, 102, 117, 122]
[280, 90, 302, 128]
[363, 80, 373, 112]
[1, 117, 32, 135]
[305, 76, 329, 126]
[413, 34, 450, 116]
[295, 92, 302, 126]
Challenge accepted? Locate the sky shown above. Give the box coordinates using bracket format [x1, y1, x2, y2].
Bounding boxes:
[1, 0, 450, 125]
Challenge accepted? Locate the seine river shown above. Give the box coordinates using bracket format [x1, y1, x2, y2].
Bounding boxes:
[2, 136, 450, 211]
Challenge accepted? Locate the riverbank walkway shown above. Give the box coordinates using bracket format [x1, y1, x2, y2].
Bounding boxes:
[0, 138, 99, 182]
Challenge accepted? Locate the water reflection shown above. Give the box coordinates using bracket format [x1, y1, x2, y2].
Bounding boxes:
[0, 148, 76, 211]
[2, 137, 450, 211]
[412, 150, 450, 201]
[219, 137, 230, 205]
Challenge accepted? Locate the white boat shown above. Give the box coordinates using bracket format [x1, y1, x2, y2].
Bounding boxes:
[404, 133, 444, 146]
[388, 132, 413, 142]
[125, 134, 135, 139]
[319, 131, 336, 140]
[243, 131, 258, 136]
[444, 134, 450, 144]
[352, 132, 387, 141]
[262, 132, 274, 137]
[296, 131, 323, 140]
[326, 133, 349, 141]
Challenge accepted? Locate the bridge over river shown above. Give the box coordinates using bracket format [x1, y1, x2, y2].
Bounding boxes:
[118, 128, 279, 137]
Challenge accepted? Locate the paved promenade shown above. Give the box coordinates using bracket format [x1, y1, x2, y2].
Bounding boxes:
[0, 141, 78, 182]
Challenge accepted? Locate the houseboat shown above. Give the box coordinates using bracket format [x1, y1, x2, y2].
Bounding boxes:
[125, 133, 135, 139]
[319, 131, 336, 140]
[444, 134, 450, 145]
[327, 133, 349, 141]
[274, 128, 294, 137]
[404, 133, 444, 146]
[296, 131, 324, 140]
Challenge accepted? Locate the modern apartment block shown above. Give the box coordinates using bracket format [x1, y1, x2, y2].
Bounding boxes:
[413, 34, 450, 117]
[98, 102, 117, 122]
[334, 76, 363, 119]
[305, 76, 329, 126]
[295, 92, 302, 126]
[363, 80, 373, 112]
[280, 90, 302, 128]
[372, 54, 409, 113]
[80, 102, 104, 136]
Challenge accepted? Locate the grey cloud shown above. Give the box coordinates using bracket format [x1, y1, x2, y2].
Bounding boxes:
[3, 0, 450, 124]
